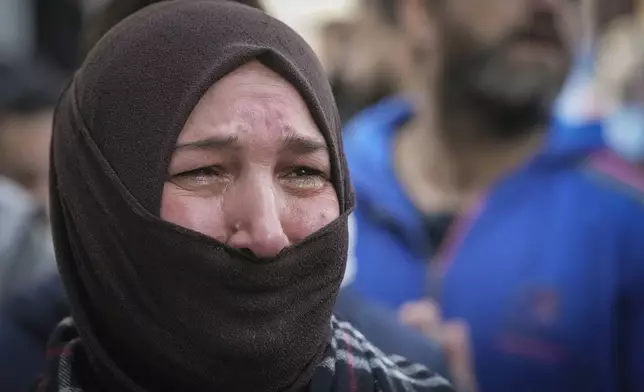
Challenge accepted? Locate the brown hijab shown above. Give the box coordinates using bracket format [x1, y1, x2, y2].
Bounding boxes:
[51, 2, 349, 391]
[46, 2, 451, 392]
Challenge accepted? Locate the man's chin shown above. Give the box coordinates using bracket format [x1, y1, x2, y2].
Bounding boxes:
[479, 64, 564, 108]
[469, 84, 550, 138]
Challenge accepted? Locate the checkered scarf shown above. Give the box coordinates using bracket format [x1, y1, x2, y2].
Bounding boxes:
[37, 317, 453, 392]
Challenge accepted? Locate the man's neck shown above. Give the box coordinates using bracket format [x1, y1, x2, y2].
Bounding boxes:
[394, 99, 546, 214]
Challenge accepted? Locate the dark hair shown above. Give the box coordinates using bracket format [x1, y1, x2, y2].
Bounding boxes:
[35, 0, 84, 73]
[0, 61, 63, 115]
[598, 0, 635, 32]
[82, 0, 266, 55]
[361, 0, 398, 26]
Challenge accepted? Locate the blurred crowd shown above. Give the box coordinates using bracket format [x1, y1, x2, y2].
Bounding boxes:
[1, 0, 644, 391]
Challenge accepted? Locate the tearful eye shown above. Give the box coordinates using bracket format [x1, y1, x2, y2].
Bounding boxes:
[170, 165, 227, 190]
[285, 167, 322, 178]
[179, 166, 221, 179]
[191, 167, 220, 176]
[281, 166, 328, 191]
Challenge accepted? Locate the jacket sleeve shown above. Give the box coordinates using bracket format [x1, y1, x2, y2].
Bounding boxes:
[0, 274, 68, 392]
[620, 202, 644, 392]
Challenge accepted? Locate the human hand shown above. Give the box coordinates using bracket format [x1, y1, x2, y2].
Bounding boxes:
[399, 300, 478, 392]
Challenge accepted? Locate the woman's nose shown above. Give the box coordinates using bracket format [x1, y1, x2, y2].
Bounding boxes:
[225, 180, 290, 259]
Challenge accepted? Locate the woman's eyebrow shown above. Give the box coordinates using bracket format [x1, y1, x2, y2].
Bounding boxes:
[281, 133, 328, 154]
[173, 133, 327, 154]
[174, 135, 240, 152]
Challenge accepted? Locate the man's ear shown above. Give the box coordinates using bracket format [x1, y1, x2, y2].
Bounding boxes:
[319, 20, 356, 76]
[397, 0, 439, 53]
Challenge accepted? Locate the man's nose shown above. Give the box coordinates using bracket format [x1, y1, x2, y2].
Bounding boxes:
[527, 0, 559, 12]
[225, 180, 290, 259]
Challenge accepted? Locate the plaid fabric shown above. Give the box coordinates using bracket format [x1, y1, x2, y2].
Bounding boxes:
[312, 318, 454, 392]
[37, 318, 83, 392]
[38, 317, 453, 392]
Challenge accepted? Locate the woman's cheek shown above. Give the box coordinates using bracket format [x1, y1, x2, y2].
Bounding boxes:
[283, 189, 340, 241]
[161, 184, 227, 240]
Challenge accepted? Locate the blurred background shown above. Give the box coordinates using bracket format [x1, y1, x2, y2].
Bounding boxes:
[2, 1, 644, 391]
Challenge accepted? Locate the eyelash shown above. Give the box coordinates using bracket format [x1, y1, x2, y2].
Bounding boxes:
[283, 167, 327, 179]
[174, 166, 327, 181]
[176, 166, 223, 179]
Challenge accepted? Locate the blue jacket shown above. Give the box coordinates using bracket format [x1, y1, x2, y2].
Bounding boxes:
[0, 274, 67, 392]
[344, 97, 644, 392]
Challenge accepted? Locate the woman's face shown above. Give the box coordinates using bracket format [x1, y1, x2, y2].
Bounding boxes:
[161, 61, 340, 258]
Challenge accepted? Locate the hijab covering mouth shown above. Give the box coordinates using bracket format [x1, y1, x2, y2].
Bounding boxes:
[49, 1, 350, 391]
[45, 2, 452, 392]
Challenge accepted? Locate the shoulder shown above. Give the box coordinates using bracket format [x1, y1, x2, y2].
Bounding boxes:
[329, 317, 454, 391]
[36, 318, 85, 392]
[573, 149, 644, 245]
[343, 97, 413, 171]
[0, 179, 38, 248]
[0, 180, 51, 301]
[577, 150, 644, 288]
[580, 149, 644, 205]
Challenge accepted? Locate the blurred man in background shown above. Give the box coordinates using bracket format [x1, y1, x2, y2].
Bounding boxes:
[0, 61, 61, 302]
[35, 0, 84, 73]
[343, 0, 644, 391]
[0, 0, 83, 72]
[0, 62, 61, 209]
[321, 0, 453, 380]
[0, 60, 62, 392]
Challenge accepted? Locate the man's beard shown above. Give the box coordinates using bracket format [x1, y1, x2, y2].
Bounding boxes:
[437, 18, 571, 141]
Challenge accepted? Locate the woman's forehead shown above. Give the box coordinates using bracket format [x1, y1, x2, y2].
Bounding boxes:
[207, 61, 300, 100]
[176, 61, 327, 148]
